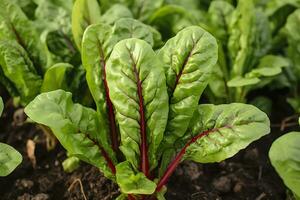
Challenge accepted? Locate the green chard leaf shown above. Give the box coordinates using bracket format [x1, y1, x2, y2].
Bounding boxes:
[0, 67, 19, 98]
[183, 103, 270, 163]
[0, 97, 22, 176]
[157, 103, 270, 191]
[269, 132, 300, 198]
[0, 0, 47, 73]
[227, 55, 290, 87]
[116, 161, 156, 195]
[72, 0, 101, 50]
[101, 4, 133, 25]
[0, 41, 42, 105]
[41, 63, 73, 93]
[129, 0, 164, 22]
[35, 0, 76, 65]
[106, 39, 169, 173]
[24, 90, 117, 178]
[228, 0, 271, 77]
[82, 18, 162, 152]
[249, 55, 289, 77]
[158, 26, 218, 150]
[285, 9, 300, 78]
[208, 0, 234, 44]
[227, 76, 260, 87]
[0, 142, 22, 177]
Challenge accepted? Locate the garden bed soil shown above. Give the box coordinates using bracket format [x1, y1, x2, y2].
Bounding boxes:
[0, 91, 297, 200]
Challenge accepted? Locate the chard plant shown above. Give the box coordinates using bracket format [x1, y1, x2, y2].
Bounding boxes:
[280, 8, 300, 113]
[0, 97, 22, 177]
[25, 26, 270, 199]
[205, 0, 290, 104]
[269, 118, 300, 200]
[0, 0, 87, 106]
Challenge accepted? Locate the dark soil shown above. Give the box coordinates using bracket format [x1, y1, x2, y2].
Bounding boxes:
[0, 91, 297, 200]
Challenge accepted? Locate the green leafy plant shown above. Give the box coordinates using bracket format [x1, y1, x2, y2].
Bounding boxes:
[25, 26, 270, 199]
[0, 97, 22, 176]
[0, 0, 87, 106]
[280, 8, 300, 113]
[205, 0, 290, 103]
[269, 119, 300, 200]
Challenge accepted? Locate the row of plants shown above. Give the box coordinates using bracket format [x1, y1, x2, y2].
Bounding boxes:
[0, 0, 299, 199]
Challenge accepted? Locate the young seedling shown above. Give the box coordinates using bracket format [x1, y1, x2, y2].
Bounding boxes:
[25, 26, 270, 199]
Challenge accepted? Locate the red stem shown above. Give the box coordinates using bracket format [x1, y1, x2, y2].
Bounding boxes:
[83, 132, 116, 174]
[103, 69, 119, 152]
[98, 43, 119, 152]
[132, 56, 149, 178]
[156, 127, 230, 192]
[100, 147, 116, 174]
[128, 194, 136, 200]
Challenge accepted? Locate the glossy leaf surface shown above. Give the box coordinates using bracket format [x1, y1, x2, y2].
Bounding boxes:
[0, 41, 42, 105]
[24, 90, 117, 178]
[116, 161, 156, 194]
[106, 39, 169, 171]
[0, 142, 22, 177]
[269, 132, 300, 198]
[72, 0, 101, 50]
[183, 103, 270, 162]
[0, 0, 47, 73]
[159, 26, 218, 147]
[41, 63, 73, 92]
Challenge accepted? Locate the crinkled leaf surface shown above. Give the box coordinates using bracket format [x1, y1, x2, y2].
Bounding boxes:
[269, 132, 300, 198]
[158, 26, 218, 148]
[106, 39, 169, 171]
[24, 90, 117, 178]
[0, 41, 42, 105]
[0, 67, 19, 98]
[110, 18, 159, 48]
[208, 0, 234, 43]
[116, 161, 156, 194]
[82, 19, 160, 152]
[72, 0, 101, 50]
[0, 142, 22, 177]
[35, 0, 76, 65]
[0, 0, 47, 73]
[129, 0, 164, 22]
[228, 0, 271, 77]
[183, 103, 270, 163]
[101, 4, 133, 25]
[41, 63, 73, 92]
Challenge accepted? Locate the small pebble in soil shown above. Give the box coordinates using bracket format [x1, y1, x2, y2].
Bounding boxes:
[233, 181, 244, 193]
[54, 160, 60, 166]
[213, 176, 232, 193]
[194, 185, 202, 191]
[15, 179, 34, 190]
